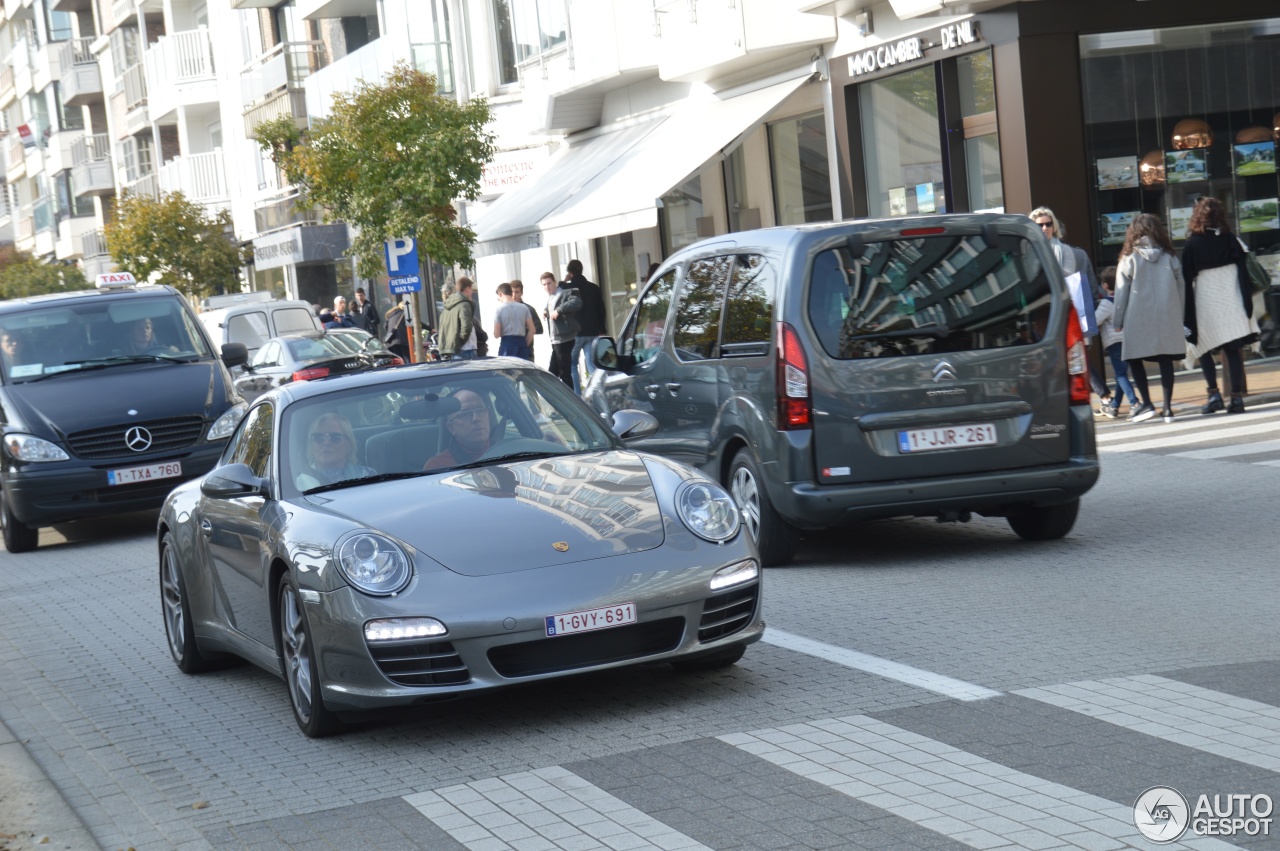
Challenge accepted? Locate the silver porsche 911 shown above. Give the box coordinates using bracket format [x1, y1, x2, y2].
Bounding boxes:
[158, 358, 762, 736]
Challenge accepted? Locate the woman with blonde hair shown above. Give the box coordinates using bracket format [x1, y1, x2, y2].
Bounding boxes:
[296, 412, 375, 489]
[1030, 207, 1078, 276]
[1182, 197, 1256, 414]
[1114, 214, 1185, 423]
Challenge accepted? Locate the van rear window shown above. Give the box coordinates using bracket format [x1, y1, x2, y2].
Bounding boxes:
[806, 233, 1054, 359]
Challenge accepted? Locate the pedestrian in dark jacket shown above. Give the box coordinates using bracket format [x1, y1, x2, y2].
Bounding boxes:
[541, 271, 581, 386]
[439, 279, 477, 360]
[383, 301, 411, 362]
[1182, 197, 1257, 414]
[565, 259, 606, 392]
[350, 287, 379, 335]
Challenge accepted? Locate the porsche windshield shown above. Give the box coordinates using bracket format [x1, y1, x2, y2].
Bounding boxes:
[1, 297, 215, 383]
[281, 368, 620, 495]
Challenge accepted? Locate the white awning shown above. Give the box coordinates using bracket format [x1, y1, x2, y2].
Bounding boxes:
[472, 72, 814, 258]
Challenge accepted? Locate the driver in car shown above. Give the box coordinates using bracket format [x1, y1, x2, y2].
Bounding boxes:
[423, 390, 492, 471]
[128, 317, 177, 354]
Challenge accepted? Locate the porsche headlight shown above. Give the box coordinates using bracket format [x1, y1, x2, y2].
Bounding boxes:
[3, 434, 70, 462]
[676, 480, 740, 542]
[336, 533, 412, 595]
[207, 402, 248, 441]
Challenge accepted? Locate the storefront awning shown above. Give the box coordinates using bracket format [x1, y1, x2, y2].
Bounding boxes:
[472, 72, 814, 258]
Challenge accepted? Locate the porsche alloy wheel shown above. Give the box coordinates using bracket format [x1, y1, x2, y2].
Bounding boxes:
[278, 574, 341, 737]
[160, 532, 213, 673]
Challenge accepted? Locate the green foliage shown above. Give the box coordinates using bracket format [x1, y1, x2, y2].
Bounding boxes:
[104, 191, 249, 298]
[252, 62, 495, 277]
[0, 247, 87, 299]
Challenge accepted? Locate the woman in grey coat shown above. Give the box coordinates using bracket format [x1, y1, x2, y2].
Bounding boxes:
[1113, 214, 1185, 423]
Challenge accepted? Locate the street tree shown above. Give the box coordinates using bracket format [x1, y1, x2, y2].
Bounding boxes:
[252, 62, 494, 277]
[0, 246, 87, 299]
[104, 191, 248, 299]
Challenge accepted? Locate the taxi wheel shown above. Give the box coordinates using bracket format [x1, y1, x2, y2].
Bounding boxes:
[671, 644, 746, 672]
[160, 532, 214, 673]
[278, 573, 343, 738]
[728, 450, 797, 567]
[0, 488, 38, 553]
[1007, 499, 1080, 541]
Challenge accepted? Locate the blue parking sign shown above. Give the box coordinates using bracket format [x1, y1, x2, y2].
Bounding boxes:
[385, 237, 422, 294]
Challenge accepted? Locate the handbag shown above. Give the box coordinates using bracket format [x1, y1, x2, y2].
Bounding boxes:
[1245, 252, 1271, 293]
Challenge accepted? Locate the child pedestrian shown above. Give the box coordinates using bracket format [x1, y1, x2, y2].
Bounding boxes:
[1094, 266, 1139, 418]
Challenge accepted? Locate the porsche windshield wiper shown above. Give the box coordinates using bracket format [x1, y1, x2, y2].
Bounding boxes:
[449, 450, 568, 472]
[302, 471, 430, 495]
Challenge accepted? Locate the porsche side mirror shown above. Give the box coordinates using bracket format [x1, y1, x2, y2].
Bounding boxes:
[201, 463, 267, 499]
[221, 342, 248, 369]
[610, 409, 658, 441]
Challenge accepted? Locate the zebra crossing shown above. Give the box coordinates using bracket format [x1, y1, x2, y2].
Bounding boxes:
[392, 654, 1279, 851]
[1097, 400, 1280, 466]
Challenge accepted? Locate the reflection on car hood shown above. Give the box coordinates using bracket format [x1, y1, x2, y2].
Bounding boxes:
[307, 450, 665, 575]
[8, 363, 221, 437]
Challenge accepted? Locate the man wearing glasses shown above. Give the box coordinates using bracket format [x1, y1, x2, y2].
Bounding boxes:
[424, 389, 493, 470]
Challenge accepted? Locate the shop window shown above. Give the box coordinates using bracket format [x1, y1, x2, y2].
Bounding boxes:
[1081, 18, 1280, 268]
[769, 112, 832, 225]
[859, 66, 944, 218]
[598, 231, 635, 336]
[724, 145, 763, 232]
[957, 51, 1002, 212]
[660, 174, 704, 254]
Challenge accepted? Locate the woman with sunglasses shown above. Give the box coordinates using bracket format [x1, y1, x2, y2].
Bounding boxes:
[297, 412, 375, 489]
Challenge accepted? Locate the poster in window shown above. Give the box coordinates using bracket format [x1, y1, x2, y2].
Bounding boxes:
[1167, 206, 1194, 241]
[1096, 156, 1139, 190]
[1238, 198, 1279, 233]
[1100, 211, 1138, 245]
[1165, 149, 1208, 183]
[915, 183, 936, 214]
[888, 187, 908, 216]
[1233, 141, 1276, 177]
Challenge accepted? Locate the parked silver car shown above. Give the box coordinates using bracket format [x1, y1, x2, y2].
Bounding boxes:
[158, 359, 761, 736]
[587, 214, 1100, 566]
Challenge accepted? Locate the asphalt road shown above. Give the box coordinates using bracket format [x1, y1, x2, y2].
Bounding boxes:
[2, 404, 1279, 850]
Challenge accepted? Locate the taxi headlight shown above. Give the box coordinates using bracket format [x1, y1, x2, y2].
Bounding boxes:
[336, 533, 412, 595]
[207, 402, 247, 441]
[3, 434, 70, 462]
[675, 480, 740, 542]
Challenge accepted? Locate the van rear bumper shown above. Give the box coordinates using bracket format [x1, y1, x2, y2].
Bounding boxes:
[776, 456, 1100, 529]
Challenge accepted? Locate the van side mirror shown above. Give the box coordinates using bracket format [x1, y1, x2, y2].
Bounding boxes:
[201, 463, 266, 498]
[592, 336, 634, 373]
[221, 342, 248, 368]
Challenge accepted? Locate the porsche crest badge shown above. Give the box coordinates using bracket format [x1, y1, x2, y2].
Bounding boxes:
[552, 541, 569, 552]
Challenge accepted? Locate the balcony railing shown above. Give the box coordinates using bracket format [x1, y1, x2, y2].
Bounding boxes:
[242, 88, 307, 136]
[0, 66, 13, 102]
[254, 192, 319, 233]
[71, 132, 110, 165]
[17, 212, 33, 243]
[123, 171, 157, 199]
[158, 151, 226, 203]
[33, 196, 54, 233]
[55, 36, 95, 68]
[241, 40, 325, 109]
[122, 62, 146, 110]
[81, 228, 109, 258]
[150, 28, 214, 82]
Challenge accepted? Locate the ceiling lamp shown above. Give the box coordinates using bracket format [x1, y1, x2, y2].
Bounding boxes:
[1236, 126, 1272, 144]
[1171, 118, 1213, 150]
[1139, 150, 1166, 186]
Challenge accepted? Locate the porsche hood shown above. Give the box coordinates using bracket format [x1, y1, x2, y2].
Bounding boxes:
[307, 451, 665, 576]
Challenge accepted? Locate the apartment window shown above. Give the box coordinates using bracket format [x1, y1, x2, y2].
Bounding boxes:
[119, 136, 153, 182]
[109, 27, 141, 71]
[508, 0, 566, 65]
[55, 171, 94, 218]
[769, 112, 832, 225]
[491, 1, 518, 85]
[55, 87, 84, 132]
[410, 0, 455, 95]
[45, 9, 73, 42]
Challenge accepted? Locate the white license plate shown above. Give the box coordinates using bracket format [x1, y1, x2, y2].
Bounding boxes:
[897, 423, 997, 453]
[545, 602, 637, 637]
[106, 461, 183, 486]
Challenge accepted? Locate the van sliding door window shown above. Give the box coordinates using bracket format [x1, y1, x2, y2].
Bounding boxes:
[672, 257, 733, 361]
[806, 233, 1053, 359]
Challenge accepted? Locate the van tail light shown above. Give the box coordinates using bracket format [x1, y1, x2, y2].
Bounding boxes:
[1065, 306, 1090, 406]
[292, 366, 331, 382]
[776, 322, 811, 430]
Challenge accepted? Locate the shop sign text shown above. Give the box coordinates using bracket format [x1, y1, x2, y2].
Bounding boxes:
[846, 20, 980, 79]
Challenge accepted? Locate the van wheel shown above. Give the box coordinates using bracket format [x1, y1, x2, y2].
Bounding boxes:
[1007, 499, 1079, 541]
[1, 488, 38, 553]
[728, 451, 797, 567]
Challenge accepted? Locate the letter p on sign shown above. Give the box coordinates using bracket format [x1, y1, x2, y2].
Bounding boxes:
[384, 237, 420, 278]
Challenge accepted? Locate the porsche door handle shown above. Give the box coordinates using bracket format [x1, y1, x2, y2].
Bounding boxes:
[199, 519, 212, 537]
[644, 384, 660, 399]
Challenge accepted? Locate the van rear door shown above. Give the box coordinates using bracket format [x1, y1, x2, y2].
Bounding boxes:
[803, 221, 1073, 486]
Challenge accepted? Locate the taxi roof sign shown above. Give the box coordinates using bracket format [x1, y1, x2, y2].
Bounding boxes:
[95, 272, 137, 289]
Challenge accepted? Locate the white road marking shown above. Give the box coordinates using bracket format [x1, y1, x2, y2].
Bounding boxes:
[404, 766, 711, 851]
[1018, 675, 1280, 774]
[1170, 438, 1280, 460]
[1095, 406, 1280, 444]
[762, 628, 1001, 701]
[721, 716, 1233, 850]
[1098, 420, 1280, 452]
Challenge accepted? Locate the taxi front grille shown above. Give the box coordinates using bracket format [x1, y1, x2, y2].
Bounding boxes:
[368, 640, 470, 686]
[698, 584, 758, 642]
[67, 417, 205, 459]
[488, 617, 684, 678]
